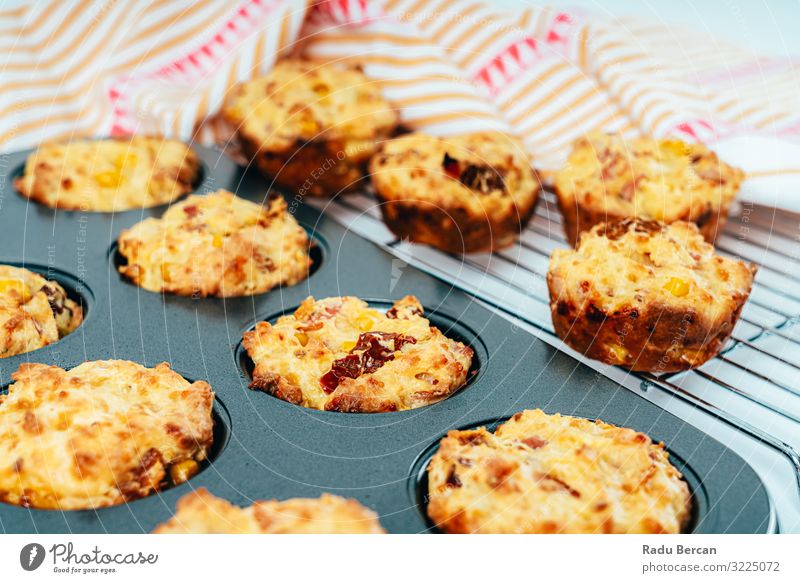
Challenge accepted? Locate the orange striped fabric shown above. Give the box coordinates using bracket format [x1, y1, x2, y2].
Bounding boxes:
[1, 0, 798, 208]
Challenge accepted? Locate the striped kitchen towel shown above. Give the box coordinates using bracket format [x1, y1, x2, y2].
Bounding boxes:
[1, 0, 798, 210]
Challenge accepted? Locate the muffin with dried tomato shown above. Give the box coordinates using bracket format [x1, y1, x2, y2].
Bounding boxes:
[154, 489, 385, 534]
[15, 136, 199, 212]
[0, 265, 83, 358]
[224, 59, 398, 196]
[427, 409, 691, 533]
[370, 132, 540, 253]
[547, 218, 755, 372]
[554, 132, 744, 245]
[116, 189, 310, 297]
[242, 295, 474, 413]
[0, 360, 214, 510]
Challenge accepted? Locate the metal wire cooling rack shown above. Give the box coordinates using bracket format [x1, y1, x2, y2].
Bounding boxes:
[313, 190, 800, 492]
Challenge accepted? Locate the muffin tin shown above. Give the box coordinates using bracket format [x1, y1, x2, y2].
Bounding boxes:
[0, 144, 774, 533]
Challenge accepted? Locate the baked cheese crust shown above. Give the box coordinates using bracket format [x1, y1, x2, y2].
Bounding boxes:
[154, 489, 385, 534]
[554, 132, 744, 244]
[15, 137, 200, 212]
[0, 360, 214, 510]
[242, 296, 474, 413]
[0, 265, 82, 358]
[117, 190, 311, 297]
[370, 132, 541, 253]
[224, 59, 398, 196]
[547, 218, 755, 372]
[427, 409, 691, 534]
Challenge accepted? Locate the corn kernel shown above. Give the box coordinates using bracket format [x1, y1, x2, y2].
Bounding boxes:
[169, 459, 199, 485]
[663, 277, 690, 297]
[356, 315, 375, 331]
[608, 344, 629, 362]
[295, 332, 309, 346]
[212, 234, 223, 248]
[93, 170, 122, 188]
[114, 153, 138, 168]
[661, 139, 689, 157]
[341, 340, 356, 352]
[0, 279, 31, 302]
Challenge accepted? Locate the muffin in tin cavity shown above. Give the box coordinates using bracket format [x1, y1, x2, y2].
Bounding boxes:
[242, 295, 474, 413]
[0, 360, 214, 510]
[154, 488, 385, 534]
[370, 132, 541, 254]
[547, 218, 755, 372]
[427, 409, 691, 534]
[224, 59, 398, 196]
[554, 132, 744, 245]
[116, 189, 311, 297]
[0, 265, 83, 358]
[14, 136, 200, 212]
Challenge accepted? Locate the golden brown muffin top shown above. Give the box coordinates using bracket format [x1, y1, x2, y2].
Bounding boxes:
[0, 265, 82, 358]
[0, 360, 214, 510]
[427, 409, 691, 533]
[117, 189, 310, 297]
[549, 218, 755, 324]
[554, 132, 744, 222]
[15, 137, 199, 212]
[154, 489, 385, 534]
[224, 59, 398, 152]
[370, 132, 540, 219]
[243, 295, 474, 413]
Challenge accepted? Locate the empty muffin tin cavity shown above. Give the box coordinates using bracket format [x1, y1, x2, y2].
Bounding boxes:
[236, 300, 487, 411]
[407, 415, 705, 534]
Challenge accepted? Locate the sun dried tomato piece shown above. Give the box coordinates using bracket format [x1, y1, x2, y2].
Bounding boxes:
[442, 152, 460, 178]
[458, 163, 505, 193]
[183, 204, 199, 218]
[320, 331, 417, 393]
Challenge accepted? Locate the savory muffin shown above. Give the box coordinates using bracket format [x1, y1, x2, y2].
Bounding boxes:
[224, 59, 398, 196]
[117, 189, 310, 297]
[0, 360, 214, 510]
[242, 295, 473, 413]
[427, 409, 691, 534]
[15, 136, 200, 212]
[547, 218, 755, 372]
[554, 132, 744, 245]
[0, 265, 83, 358]
[154, 489, 385, 534]
[370, 132, 540, 253]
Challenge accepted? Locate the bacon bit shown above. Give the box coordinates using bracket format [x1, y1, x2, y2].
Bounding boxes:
[445, 466, 462, 488]
[459, 163, 505, 193]
[386, 303, 423, 319]
[183, 204, 199, 218]
[521, 436, 548, 449]
[320, 332, 417, 393]
[442, 152, 460, 178]
[539, 473, 581, 498]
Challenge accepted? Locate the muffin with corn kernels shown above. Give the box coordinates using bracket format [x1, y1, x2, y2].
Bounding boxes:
[15, 137, 199, 212]
[116, 190, 310, 297]
[224, 59, 398, 196]
[554, 132, 744, 245]
[547, 218, 755, 372]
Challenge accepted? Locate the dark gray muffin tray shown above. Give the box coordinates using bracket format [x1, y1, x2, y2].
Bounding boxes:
[0, 145, 774, 533]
